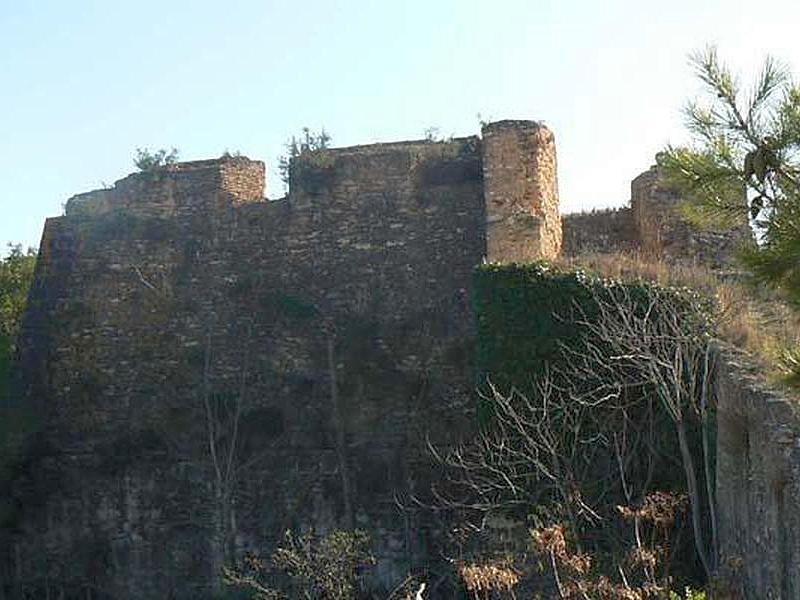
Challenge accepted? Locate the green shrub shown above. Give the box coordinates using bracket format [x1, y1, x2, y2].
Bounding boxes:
[278, 127, 333, 191]
[133, 147, 179, 172]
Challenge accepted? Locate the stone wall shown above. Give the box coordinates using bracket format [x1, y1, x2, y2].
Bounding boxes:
[631, 165, 748, 266]
[64, 157, 266, 219]
[561, 207, 636, 256]
[481, 120, 562, 262]
[560, 164, 750, 266]
[6, 127, 560, 598]
[716, 353, 800, 599]
[6, 119, 794, 599]
[630, 165, 683, 255]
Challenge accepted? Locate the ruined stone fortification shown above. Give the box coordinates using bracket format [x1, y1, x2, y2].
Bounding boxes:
[4, 119, 794, 599]
[562, 164, 747, 265]
[4, 121, 561, 598]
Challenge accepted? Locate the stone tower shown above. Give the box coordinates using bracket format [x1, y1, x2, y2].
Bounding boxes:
[481, 120, 562, 262]
[630, 164, 748, 265]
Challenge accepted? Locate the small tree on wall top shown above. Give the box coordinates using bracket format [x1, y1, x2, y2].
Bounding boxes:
[278, 127, 332, 189]
[133, 147, 180, 172]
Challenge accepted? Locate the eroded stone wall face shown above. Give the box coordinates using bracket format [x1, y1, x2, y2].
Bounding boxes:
[561, 208, 636, 256]
[560, 164, 750, 266]
[63, 158, 266, 219]
[631, 165, 687, 255]
[7, 141, 486, 599]
[481, 120, 561, 262]
[219, 158, 266, 205]
[631, 165, 748, 267]
[716, 355, 800, 599]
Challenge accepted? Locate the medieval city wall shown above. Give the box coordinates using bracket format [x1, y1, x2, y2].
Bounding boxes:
[9, 119, 798, 599]
[7, 124, 564, 598]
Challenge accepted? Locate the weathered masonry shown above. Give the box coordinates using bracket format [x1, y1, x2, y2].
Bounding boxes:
[4, 121, 561, 598]
[6, 116, 790, 599]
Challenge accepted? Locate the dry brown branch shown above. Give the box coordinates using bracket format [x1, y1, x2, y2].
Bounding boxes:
[574, 285, 718, 579]
[456, 559, 521, 599]
[429, 373, 619, 538]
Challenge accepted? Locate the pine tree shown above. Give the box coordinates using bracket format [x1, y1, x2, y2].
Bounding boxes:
[659, 47, 800, 305]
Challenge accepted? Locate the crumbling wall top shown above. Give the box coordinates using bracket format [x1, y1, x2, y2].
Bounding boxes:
[481, 119, 548, 135]
[64, 156, 265, 219]
[286, 136, 482, 200]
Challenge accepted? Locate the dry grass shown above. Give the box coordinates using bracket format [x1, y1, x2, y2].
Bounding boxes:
[558, 251, 800, 389]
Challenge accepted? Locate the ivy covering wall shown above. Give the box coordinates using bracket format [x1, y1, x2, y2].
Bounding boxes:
[473, 262, 707, 392]
[470, 262, 712, 587]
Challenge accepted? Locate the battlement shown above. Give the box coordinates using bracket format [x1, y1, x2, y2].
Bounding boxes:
[561, 163, 749, 265]
[57, 124, 561, 264]
[64, 156, 265, 219]
[285, 135, 483, 202]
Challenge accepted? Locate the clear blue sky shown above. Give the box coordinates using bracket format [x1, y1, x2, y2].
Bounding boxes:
[2, 0, 799, 254]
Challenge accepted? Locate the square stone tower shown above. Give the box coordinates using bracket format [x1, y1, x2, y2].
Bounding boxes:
[481, 120, 562, 262]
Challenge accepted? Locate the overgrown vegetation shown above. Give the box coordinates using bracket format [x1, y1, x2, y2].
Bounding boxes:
[224, 529, 375, 600]
[530, 495, 692, 599]
[0, 244, 37, 530]
[278, 127, 333, 190]
[133, 147, 180, 172]
[0, 244, 36, 401]
[559, 250, 800, 387]
[429, 263, 720, 596]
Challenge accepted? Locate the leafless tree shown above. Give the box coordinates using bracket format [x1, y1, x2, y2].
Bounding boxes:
[428, 283, 719, 592]
[428, 365, 693, 597]
[571, 285, 718, 580]
[430, 375, 617, 536]
[321, 318, 355, 530]
[180, 321, 287, 594]
[200, 327, 251, 592]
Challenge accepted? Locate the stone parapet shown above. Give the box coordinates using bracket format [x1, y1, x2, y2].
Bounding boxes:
[64, 157, 265, 220]
[631, 164, 749, 266]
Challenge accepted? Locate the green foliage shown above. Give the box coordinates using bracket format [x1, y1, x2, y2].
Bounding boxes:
[278, 127, 332, 189]
[133, 147, 180, 172]
[0, 335, 10, 400]
[0, 245, 36, 342]
[0, 244, 36, 401]
[0, 245, 38, 521]
[224, 529, 374, 600]
[472, 262, 707, 395]
[473, 262, 593, 394]
[658, 46, 800, 305]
